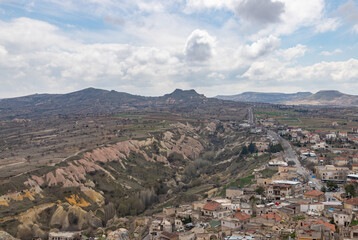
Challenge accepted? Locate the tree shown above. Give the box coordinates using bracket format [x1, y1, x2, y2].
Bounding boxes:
[255, 186, 265, 196]
[241, 146, 249, 155]
[321, 186, 327, 193]
[327, 181, 338, 189]
[248, 142, 257, 154]
[345, 184, 356, 197]
[287, 160, 296, 166]
[269, 143, 283, 153]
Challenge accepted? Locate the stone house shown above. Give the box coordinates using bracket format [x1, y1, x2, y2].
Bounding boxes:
[202, 201, 221, 216]
[333, 209, 352, 227]
[226, 187, 244, 199]
[344, 197, 358, 212]
[304, 190, 325, 202]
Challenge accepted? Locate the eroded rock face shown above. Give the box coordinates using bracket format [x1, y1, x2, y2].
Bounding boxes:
[107, 228, 130, 240]
[0, 231, 19, 240]
[49, 205, 93, 231]
[25, 128, 204, 189]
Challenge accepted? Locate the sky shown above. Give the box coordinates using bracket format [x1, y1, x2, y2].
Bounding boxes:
[0, 0, 358, 98]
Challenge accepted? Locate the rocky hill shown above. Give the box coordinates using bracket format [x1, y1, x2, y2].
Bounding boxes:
[216, 92, 312, 104]
[0, 117, 260, 239]
[216, 90, 358, 107]
[0, 88, 246, 120]
[285, 90, 358, 106]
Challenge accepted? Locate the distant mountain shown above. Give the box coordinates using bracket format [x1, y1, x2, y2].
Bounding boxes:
[216, 92, 312, 104]
[216, 90, 358, 107]
[0, 88, 247, 120]
[285, 90, 358, 106]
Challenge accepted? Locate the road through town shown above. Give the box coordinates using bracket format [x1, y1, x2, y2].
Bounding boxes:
[267, 130, 323, 190]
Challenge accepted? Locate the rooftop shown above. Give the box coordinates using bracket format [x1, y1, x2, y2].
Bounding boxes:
[304, 190, 324, 197]
[203, 201, 221, 211]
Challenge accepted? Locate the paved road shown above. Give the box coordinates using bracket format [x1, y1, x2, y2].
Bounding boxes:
[267, 130, 323, 190]
[248, 107, 254, 125]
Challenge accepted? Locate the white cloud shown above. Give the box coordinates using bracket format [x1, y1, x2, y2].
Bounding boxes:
[240, 35, 281, 59]
[207, 72, 225, 79]
[353, 24, 358, 34]
[315, 18, 341, 33]
[239, 58, 358, 93]
[320, 48, 342, 56]
[185, 29, 216, 62]
[276, 44, 307, 60]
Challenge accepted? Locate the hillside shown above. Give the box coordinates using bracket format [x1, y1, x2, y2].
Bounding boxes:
[216, 91, 312, 104]
[216, 90, 358, 107]
[0, 88, 247, 120]
[0, 114, 266, 239]
[285, 90, 358, 106]
[0, 88, 260, 239]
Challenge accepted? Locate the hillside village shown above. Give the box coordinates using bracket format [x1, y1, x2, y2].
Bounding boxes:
[12, 113, 358, 240]
[133, 117, 358, 240]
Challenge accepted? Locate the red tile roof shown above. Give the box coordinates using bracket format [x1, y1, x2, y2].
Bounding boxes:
[203, 201, 221, 211]
[314, 220, 335, 232]
[234, 212, 251, 221]
[304, 190, 324, 197]
[260, 213, 281, 222]
[345, 197, 358, 206]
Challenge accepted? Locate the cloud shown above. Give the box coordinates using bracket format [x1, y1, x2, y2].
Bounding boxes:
[103, 16, 125, 26]
[320, 48, 342, 56]
[315, 18, 341, 33]
[239, 58, 358, 93]
[185, 29, 216, 62]
[0, 17, 186, 97]
[235, 0, 285, 25]
[207, 72, 225, 79]
[338, 0, 358, 23]
[337, 0, 358, 33]
[353, 24, 358, 34]
[276, 44, 307, 61]
[240, 35, 281, 59]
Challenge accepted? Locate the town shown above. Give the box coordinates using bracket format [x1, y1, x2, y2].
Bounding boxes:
[137, 114, 358, 240]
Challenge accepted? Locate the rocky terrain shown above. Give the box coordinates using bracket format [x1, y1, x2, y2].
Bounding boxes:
[0, 104, 255, 239]
[217, 90, 358, 107]
[216, 91, 312, 104]
[0, 88, 247, 121]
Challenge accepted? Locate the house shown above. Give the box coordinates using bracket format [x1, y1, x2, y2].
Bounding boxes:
[221, 218, 243, 230]
[268, 159, 288, 167]
[159, 231, 179, 240]
[333, 157, 349, 166]
[326, 132, 337, 139]
[304, 190, 325, 202]
[297, 229, 322, 240]
[253, 141, 270, 152]
[251, 213, 281, 226]
[234, 212, 251, 224]
[312, 142, 327, 150]
[266, 180, 303, 200]
[352, 164, 358, 172]
[48, 232, 82, 240]
[163, 207, 176, 216]
[299, 202, 324, 216]
[213, 209, 231, 219]
[226, 187, 244, 199]
[344, 197, 358, 212]
[315, 165, 349, 182]
[333, 209, 352, 227]
[202, 201, 221, 216]
[339, 132, 348, 138]
[178, 231, 195, 240]
[353, 154, 358, 164]
[351, 225, 358, 239]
